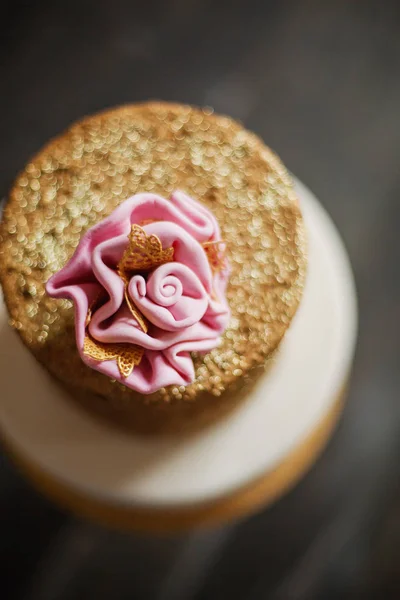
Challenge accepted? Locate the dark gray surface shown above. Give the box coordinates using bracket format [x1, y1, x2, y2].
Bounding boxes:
[1, 1, 400, 598]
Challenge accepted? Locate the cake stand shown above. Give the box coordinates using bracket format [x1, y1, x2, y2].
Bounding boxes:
[0, 179, 357, 532]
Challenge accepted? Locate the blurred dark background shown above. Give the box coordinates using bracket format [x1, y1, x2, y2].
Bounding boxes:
[1, 1, 400, 598]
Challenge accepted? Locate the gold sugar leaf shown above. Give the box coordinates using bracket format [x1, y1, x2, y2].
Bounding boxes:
[118, 224, 174, 279]
[83, 334, 144, 379]
[85, 305, 93, 328]
[85, 292, 105, 328]
[117, 347, 143, 378]
[85, 284, 148, 334]
[124, 287, 148, 333]
[83, 269, 146, 378]
[203, 240, 227, 274]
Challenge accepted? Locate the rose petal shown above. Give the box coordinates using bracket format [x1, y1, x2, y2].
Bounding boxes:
[128, 262, 208, 332]
[170, 190, 220, 242]
[143, 221, 213, 294]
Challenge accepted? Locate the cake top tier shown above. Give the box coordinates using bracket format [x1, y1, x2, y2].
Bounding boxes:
[0, 102, 306, 402]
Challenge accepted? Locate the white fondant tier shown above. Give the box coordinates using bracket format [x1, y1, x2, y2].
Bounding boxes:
[0, 179, 357, 523]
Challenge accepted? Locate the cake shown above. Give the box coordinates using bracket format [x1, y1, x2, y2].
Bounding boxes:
[0, 102, 306, 434]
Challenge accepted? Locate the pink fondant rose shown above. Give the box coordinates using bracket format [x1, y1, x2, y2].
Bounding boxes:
[46, 191, 230, 393]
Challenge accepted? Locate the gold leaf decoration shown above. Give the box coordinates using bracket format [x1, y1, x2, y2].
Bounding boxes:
[202, 240, 227, 274]
[83, 334, 144, 379]
[117, 224, 174, 278]
[84, 292, 144, 378]
[124, 287, 149, 333]
[85, 292, 104, 327]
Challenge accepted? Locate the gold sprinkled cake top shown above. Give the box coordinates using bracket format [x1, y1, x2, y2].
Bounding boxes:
[0, 102, 306, 403]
